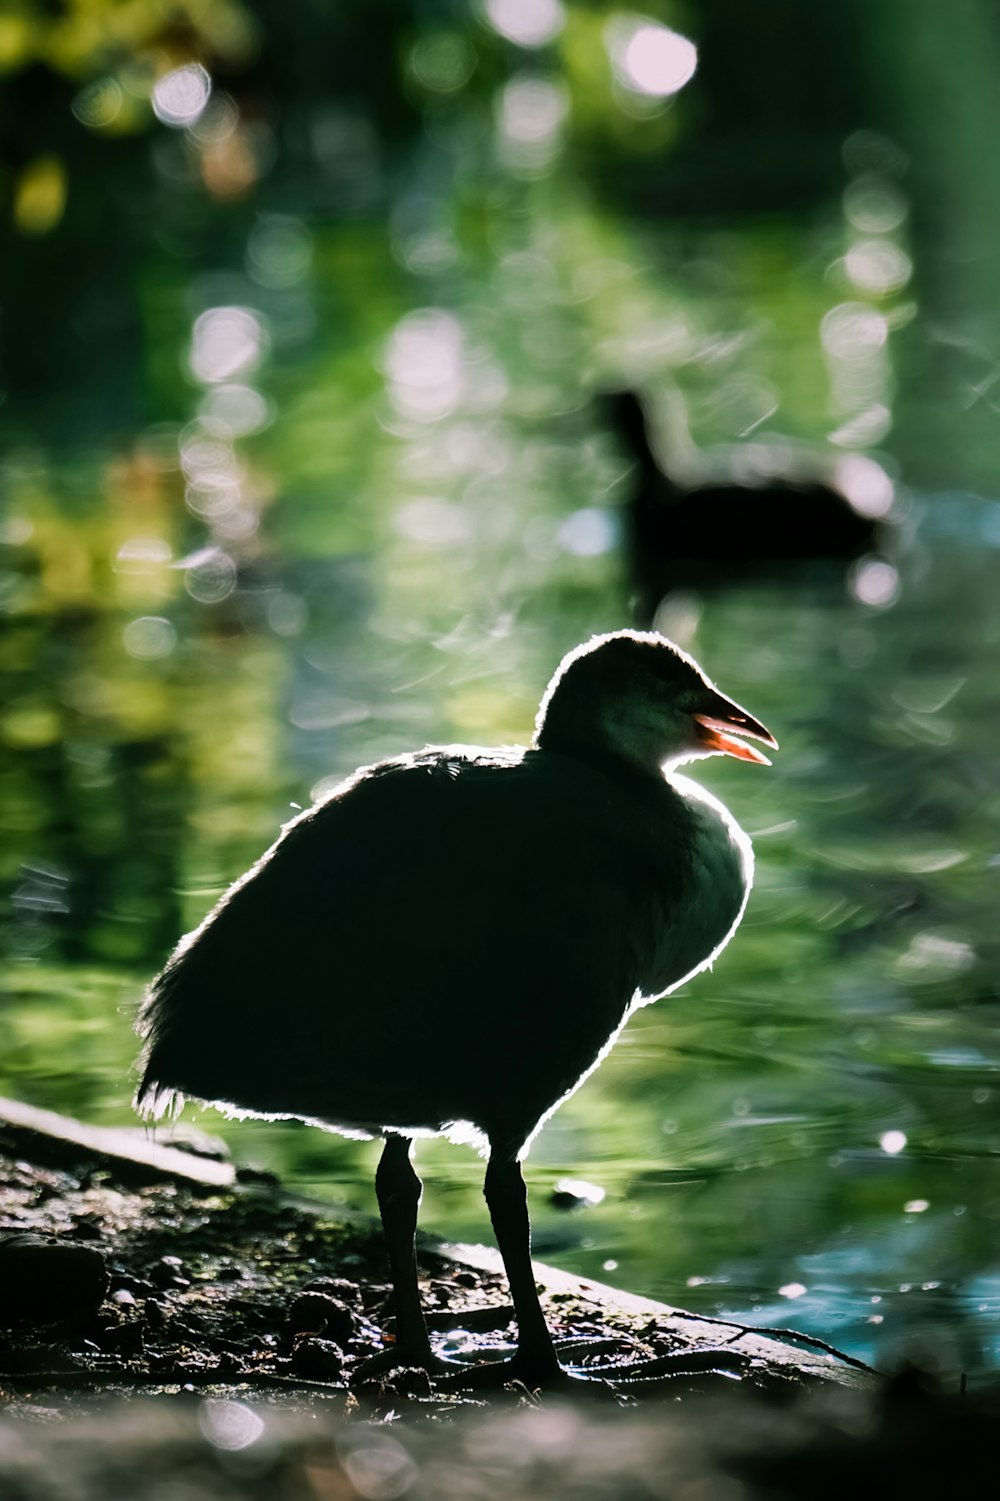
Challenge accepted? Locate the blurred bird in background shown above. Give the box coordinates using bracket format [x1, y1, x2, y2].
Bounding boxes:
[604, 389, 890, 621]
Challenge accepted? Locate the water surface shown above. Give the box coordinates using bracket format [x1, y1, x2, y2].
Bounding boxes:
[3, 8, 1000, 1386]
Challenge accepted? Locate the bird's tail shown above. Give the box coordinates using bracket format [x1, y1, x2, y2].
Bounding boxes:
[133, 961, 187, 1120]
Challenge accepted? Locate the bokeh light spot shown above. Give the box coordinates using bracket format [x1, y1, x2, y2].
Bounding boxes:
[189, 307, 267, 385]
[190, 94, 239, 145]
[497, 76, 567, 172]
[410, 32, 477, 92]
[554, 1176, 606, 1206]
[484, 0, 565, 48]
[184, 551, 237, 604]
[199, 1399, 264, 1452]
[842, 129, 909, 180]
[114, 538, 173, 572]
[152, 64, 212, 129]
[71, 78, 123, 130]
[833, 454, 895, 517]
[267, 592, 308, 637]
[844, 176, 908, 234]
[845, 239, 912, 296]
[850, 557, 900, 608]
[558, 508, 618, 556]
[339, 1436, 417, 1501]
[828, 405, 892, 448]
[198, 383, 271, 439]
[247, 215, 313, 290]
[14, 156, 67, 236]
[185, 471, 241, 521]
[123, 617, 176, 659]
[180, 433, 238, 481]
[897, 933, 975, 977]
[609, 19, 698, 98]
[821, 303, 888, 358]
[395, 499, 471, 548]
[384, 308, 465, 421]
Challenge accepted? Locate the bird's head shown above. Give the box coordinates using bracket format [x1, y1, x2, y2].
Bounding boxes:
[534, 630, 777, 776]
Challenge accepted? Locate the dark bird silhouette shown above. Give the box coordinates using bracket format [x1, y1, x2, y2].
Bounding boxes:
[136, 630, 776, 1389]
[605, 390, 890, 620]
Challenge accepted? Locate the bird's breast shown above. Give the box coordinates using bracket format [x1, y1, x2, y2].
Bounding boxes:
[633, 773, 753, 1004]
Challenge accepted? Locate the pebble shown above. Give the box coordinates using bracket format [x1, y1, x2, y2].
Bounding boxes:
[148, 1256, 190, 1290]
[290, 1336, 344, 1381]
[357, 1363, 434, 1399]
[0, 1234, 109, 1326]
[302, 1277, 361, 1306]
[286, 1292, 357, 1345]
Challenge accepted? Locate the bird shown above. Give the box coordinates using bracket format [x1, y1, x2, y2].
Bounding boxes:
[136, 629, 776, 1389]
[604, 389, 888, 620]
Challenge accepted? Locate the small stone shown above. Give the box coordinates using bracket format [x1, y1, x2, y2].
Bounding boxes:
[108, 1273, 157, 1297]
[143, 1299, 167, 1330]
[302, 1277, 361, 1305]
[149, 1257, 190, 1289]
[101, 1321, 144, 1357]
[235, 1166, 281, 1188]
[361, 1364, 433, 1399]
[287, 1292, 357, 1345]
[0, 1234, 108, 1327]
[290, 1336, 344, 1381]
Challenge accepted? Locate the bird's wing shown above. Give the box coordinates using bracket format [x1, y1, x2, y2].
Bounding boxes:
[139, 750, 692, 1140]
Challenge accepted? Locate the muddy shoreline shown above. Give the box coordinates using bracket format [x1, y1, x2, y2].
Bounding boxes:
[0, 1098, 868, 1418]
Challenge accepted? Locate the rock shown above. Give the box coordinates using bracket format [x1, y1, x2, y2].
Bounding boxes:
[286, 1292, 358, 1345]
[148, 1256, 190, 1290]
[290, 1336, 344, 1381]
[0, 1233, 108, 1326]
[234, 1166, 281, 1188]
[355, 1362, 434, 1400]
[101, 1320, 145, 1357]
[302, 1276, 362, 1306]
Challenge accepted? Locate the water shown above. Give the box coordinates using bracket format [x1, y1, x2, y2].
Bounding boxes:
[4, 451, 999, 1382]
[3, 14, 1000, 1387]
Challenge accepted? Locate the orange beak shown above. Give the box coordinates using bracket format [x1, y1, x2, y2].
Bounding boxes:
[692, 693, 778, 766]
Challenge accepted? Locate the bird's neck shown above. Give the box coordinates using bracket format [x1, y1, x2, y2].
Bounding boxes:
[530, 733, 675, 792]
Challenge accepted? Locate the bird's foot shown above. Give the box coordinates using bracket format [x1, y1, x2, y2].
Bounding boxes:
[350, 1342, 470, 1389]
[354, 1339, 759, 1399]
[431, 1342, 762, 1396]
[562, 1344, 763, 1390]
[433, 1349, 623, 1400]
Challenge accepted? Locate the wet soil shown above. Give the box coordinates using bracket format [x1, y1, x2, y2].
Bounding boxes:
[0, 1107, 868, 1419]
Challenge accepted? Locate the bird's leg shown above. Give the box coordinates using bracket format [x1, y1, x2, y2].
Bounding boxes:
[432, 1150, 750, 1396]
[356, 1134, 480, 1384]
[437, 1151, 762, 1395]
[482, 1149, 562, 1380]
[434, 1145, 570, 1393]
[372, 1132, 433, 1367]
